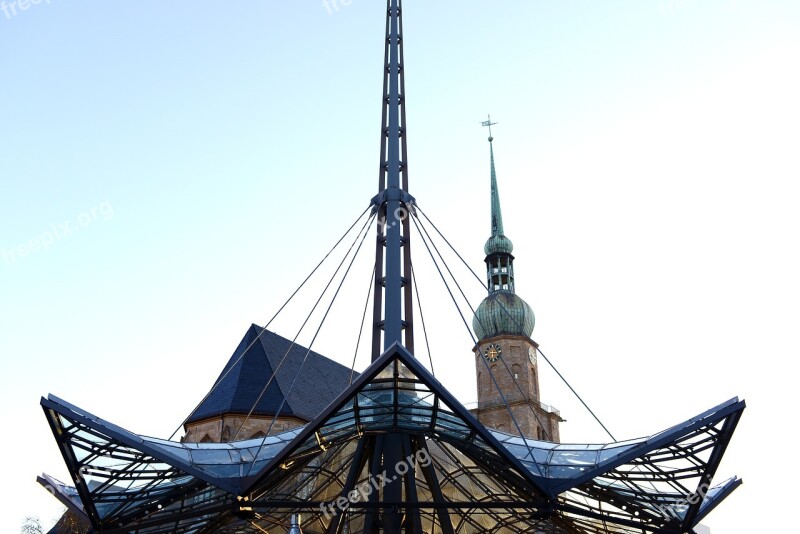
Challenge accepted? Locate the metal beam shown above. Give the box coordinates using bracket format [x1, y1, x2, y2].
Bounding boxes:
[414, 436, 455, 534]
[326, 439, 369, 534]
[362, 434, 384, 533]
[401, 434, 423, 533]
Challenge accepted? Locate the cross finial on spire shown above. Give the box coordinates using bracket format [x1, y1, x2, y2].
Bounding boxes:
[481, 114, 497, 141]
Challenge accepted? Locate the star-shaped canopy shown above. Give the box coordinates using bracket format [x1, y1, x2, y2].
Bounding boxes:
[41, 343, 743, 533]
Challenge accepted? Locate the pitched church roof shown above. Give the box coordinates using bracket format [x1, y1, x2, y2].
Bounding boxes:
[186, 324, 355, 424]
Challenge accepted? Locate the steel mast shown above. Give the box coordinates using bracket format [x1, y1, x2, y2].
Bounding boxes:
[361, 1, 418, 532]
[371, 0, 414, 360]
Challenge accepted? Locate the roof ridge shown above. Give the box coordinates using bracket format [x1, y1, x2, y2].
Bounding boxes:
[186, 324, 355, 424]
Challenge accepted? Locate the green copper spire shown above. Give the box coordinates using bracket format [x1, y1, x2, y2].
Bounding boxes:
[489, 139, 505, 237]
[473, 116, 534, 340]
[481, 117, 514, 257]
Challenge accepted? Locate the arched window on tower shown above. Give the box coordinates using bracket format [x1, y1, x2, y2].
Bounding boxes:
[200, 434, 213, 443]
[511, 363, 522, 380]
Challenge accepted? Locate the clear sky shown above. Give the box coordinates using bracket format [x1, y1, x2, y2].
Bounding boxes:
[1, 1, 798, 531]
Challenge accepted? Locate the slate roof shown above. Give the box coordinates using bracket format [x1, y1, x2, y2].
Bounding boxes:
[185, 324, 356, 424]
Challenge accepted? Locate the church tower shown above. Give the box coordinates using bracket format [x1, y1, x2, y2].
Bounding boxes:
[472, 120, 563, 442]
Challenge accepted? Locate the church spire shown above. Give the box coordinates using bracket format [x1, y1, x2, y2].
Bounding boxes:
[480, 117, 514, 281]
[485, 116, 506, 238]
[473, 121, 559, 443]
[473, 117, 534, 340]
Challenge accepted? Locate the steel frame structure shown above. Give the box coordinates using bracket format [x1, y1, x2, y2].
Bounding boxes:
[41, 343, 743, 533]
[40, 1, 745, 532]
[371, 0, 414, 360]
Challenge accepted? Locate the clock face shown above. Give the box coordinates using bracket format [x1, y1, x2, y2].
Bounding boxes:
[485, 343, 502, 362]
[528, 347, 536, 365]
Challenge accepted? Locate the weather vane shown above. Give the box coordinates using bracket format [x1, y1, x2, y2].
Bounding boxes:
[481, 114, 497, 140]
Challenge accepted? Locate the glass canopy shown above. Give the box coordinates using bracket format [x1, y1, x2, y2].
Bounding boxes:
[41, 344, 744, 533]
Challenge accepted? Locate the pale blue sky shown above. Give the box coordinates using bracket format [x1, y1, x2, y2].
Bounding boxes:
[1, 1, 798, 531]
